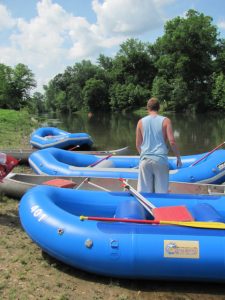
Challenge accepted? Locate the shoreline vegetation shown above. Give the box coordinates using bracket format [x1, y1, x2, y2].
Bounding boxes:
[0, 109, 34, 149]
[1, 109, 225, 299]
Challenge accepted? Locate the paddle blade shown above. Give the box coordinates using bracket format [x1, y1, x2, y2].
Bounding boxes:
[160, 221, 225, 229]
[153, 206, 194, 222]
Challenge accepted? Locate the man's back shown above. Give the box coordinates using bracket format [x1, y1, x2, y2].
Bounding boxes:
[140, 115, 168, 163]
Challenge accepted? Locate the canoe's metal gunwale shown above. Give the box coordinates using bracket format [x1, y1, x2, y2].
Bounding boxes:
[1, 172, 225, 199]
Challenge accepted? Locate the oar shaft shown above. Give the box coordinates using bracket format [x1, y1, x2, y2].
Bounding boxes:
[191, 141, 225, 167]
[125, 181, 156, 209]
[69, 145, 80, 151]
[80, 215, 225, 229]
[80, 216, 159, 224]
[89, 154, 113, 167]
[119, 178, 155, 216]
[86, 180, 110, 192]
[75, 154, 113, 190]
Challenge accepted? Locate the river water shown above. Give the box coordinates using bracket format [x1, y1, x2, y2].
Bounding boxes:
[42, 111, 225, 156]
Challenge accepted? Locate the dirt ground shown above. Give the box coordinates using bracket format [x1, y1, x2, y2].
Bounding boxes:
[1, 192, 225, 300]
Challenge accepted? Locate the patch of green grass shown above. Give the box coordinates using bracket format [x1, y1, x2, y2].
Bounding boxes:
[0, 109, 39, 148]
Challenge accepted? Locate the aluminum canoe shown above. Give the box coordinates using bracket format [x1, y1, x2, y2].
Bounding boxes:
[1, 172, 225, 199]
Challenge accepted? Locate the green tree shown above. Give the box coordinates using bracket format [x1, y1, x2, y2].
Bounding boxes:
[10, 63, 36, 109]
[0, 63, 36, 110]
[82, 78, 109, 112]
[211, 72, 225, 110]
[170, 77, 189, 111]
[110, 83, 149, 111]
[151, 76, 171, 104]
[214, 39, 225, 74]
[112, 38, 156, 87]
[29, 92, 46, 114]
[44, 61, 104, 113]
[152, 9, 218, 112]
[0, 64, 13, 108]
[42, 10, 225, 113]
[98, 54, 113, 71]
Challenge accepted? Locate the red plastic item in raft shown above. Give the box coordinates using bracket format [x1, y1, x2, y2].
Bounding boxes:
[153, 205, 194, 222]
[43, 179, 76, 188]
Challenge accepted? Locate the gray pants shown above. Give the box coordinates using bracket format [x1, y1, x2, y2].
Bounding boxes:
[137, 158, 169, 193]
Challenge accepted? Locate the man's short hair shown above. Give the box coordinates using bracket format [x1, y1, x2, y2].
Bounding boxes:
[147, 98, 160, 111]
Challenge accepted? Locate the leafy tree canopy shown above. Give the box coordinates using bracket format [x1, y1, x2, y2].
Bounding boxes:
[1, 9, 225, 114]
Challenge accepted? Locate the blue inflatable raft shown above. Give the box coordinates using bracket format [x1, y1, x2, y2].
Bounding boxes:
[30, 127, 93, 149]
[19, 185, 225, 281]
[28, 147, 225, 184]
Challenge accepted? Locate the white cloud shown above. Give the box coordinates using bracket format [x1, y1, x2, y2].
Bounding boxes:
[67, 16, 103, 59]
[0, 4, 15, 30]
[218, 20, 225, 29]
[0, 0, 172, 91]
[92, 0, 165, 36]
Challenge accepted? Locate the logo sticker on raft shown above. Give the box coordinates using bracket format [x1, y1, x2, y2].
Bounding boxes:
[164, 240, 199, 259]
[217, 161, 225, 170]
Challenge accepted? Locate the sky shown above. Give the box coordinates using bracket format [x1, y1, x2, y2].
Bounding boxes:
[1, 0, 225, 92]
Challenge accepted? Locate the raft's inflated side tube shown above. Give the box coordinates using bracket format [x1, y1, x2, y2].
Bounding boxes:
[30, 127, 93, 149]
[29, 147, 225, 184]
[114, 200, 147, 219]
[19, 185, 225, 281]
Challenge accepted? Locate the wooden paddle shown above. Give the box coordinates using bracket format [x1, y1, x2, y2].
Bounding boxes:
[190, 141, 225, 167]
[119, 178, 194, 221]
[80, 215, 225, 229]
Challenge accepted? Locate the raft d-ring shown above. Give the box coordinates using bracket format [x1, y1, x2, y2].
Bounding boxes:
[85, 239, 93, 248]
[57, 228, 64, 235]
[110, 240, 119, 249]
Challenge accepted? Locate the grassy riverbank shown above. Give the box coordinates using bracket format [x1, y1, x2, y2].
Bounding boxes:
[0, 109, 34, 148]
[1, 109, 225, 299]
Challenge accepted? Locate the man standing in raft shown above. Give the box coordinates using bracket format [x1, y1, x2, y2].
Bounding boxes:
[136, 97, 182, 193]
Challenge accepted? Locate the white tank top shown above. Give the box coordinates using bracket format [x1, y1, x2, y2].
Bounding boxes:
[140, 115, 168, 164]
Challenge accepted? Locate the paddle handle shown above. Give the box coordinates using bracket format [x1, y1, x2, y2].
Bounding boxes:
[191, 141, 225, 167]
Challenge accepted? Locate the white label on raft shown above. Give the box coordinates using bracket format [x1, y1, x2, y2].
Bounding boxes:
[164, 240, 199, 259]
[217, 161, 225, 170]
[31, 205, 48, 222]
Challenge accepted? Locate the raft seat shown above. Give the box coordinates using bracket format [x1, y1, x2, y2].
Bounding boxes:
[115, 200, 147, 220]
[43, 179, 76, 188]
[192, 203, 224, 222]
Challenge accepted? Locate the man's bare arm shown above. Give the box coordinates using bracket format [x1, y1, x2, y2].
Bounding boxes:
[164, 118, 182, 167]
[136, 120, 143, 154]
